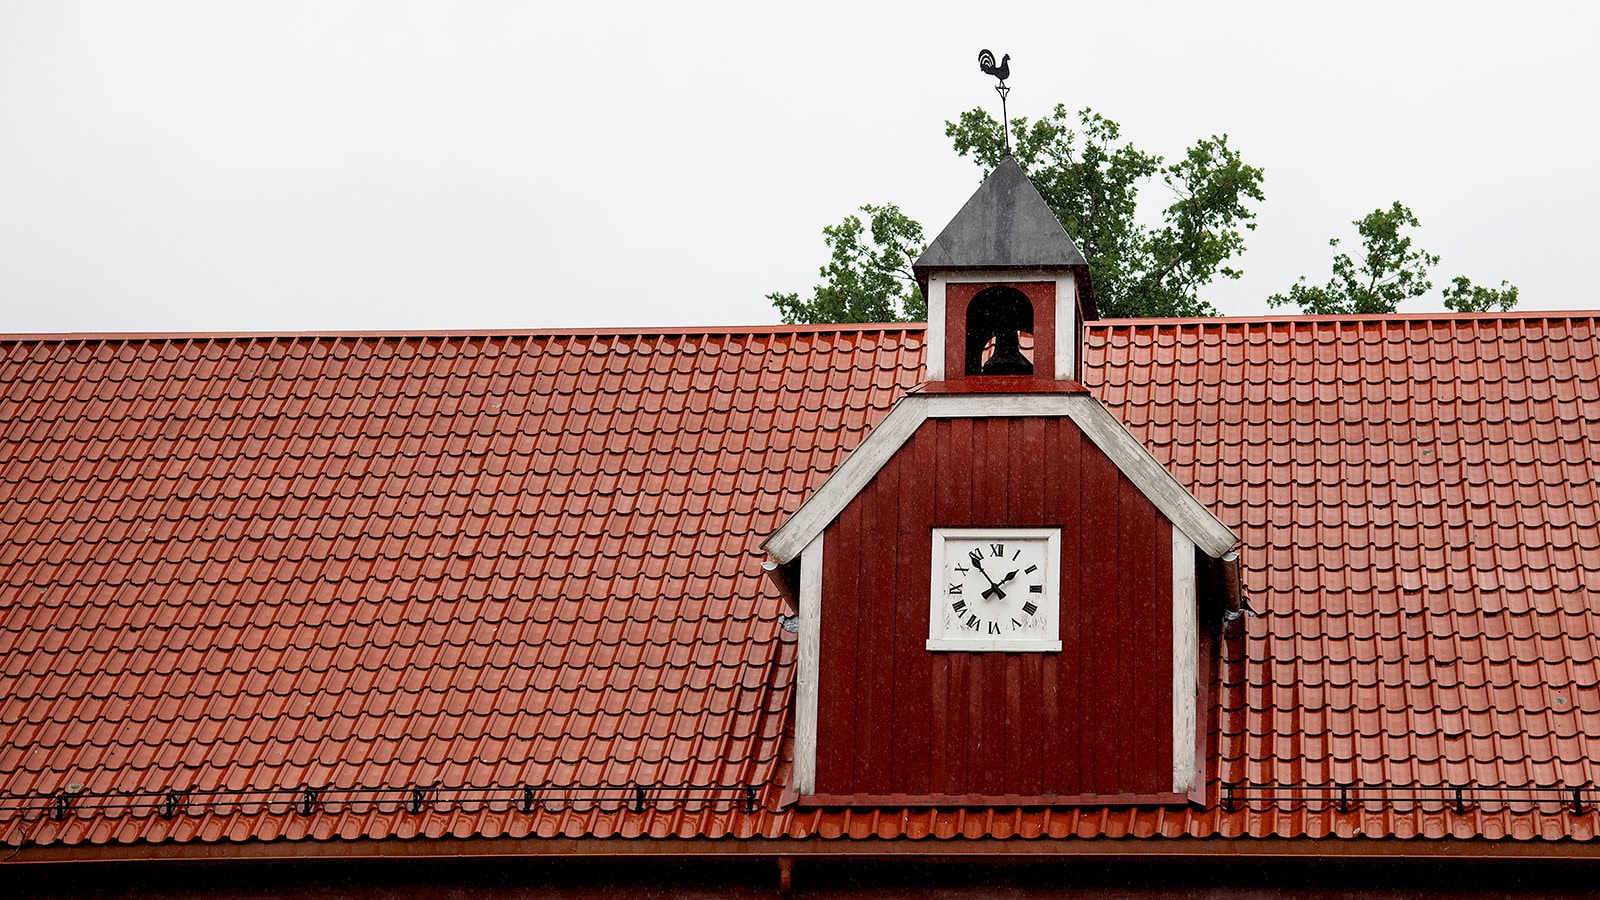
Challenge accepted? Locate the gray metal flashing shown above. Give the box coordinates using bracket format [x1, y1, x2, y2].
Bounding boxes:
[913, 156, 1088, 289]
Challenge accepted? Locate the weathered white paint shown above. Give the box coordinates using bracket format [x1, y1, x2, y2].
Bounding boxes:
[792, 531, 823, 795]
[1171, 524, 1198, 794]
[1055, 274, 1077, 380]
[762, 392, 1237, 564]
[925, 275, 946, 382]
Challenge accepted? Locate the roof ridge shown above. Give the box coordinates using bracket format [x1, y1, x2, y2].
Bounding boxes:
[0, 322, 932, 345]
[1089, 310, 1600, 329]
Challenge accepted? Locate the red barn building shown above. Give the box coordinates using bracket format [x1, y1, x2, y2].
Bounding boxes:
[5, 159, 1600, 897]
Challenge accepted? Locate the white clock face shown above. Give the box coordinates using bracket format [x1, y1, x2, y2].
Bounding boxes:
[927, 528, 1062, 652]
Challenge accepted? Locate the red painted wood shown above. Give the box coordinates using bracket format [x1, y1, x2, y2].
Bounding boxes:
[1050, 422, 1081, 793]
[1015, 651, 1044, 795]
[971, 652, 1004, 796]
[917, 377, 1087, 394]
[1123, 477, 1144, 789]
[815, 416, 1178, 800]
[1132, 495, 1173, 790]
[942, 281, 1058, 382]
[797, 790, 1196, 808]
[854, 448, 896, 790]
[1079, 439, 1120, 794]
[1017, 418, 1048, 522]
[997, 658, 1023, 788]
[971, 418, 1003, 524]
[815, 498, 860, 792]
[943, 650, 970, 795]
[894, 426, 935, 795]
[947, 418, 975, 526]
[1116, 477, 1142, 789]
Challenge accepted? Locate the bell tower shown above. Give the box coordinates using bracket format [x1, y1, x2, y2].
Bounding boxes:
[913, 156, 1096, 387]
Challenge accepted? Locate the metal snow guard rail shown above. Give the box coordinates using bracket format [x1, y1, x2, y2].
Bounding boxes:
[1223, 782, 1597, 815]
[3, 782, 770, 821]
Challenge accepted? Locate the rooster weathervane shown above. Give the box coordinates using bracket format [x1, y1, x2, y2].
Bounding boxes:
[978, 49, 1012, 154]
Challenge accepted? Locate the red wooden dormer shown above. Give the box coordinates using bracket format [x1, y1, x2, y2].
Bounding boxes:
[764, 158, 1238, 807]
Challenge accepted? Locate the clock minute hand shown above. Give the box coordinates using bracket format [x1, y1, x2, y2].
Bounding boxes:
[969, 556, 1004, 592]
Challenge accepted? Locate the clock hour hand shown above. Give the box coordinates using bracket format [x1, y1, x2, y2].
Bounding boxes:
[982, 569, 1020, 600]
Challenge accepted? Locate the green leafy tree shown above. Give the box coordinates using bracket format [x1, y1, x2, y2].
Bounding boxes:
[1269, 202, 1519, 314]
[772, 106, 1266, 322]
[1442, 276, 1519, 313]
[769, 203, 926, 324]
[1268, 202, 1437, 315]
[948, 106, 1264, 318]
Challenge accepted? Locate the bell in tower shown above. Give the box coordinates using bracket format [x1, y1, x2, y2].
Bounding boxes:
[912, 157, 1096, 387]
[964, 285, 1034, 376]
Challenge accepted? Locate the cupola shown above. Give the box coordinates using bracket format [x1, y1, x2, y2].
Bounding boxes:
[912, 156, 1096, 386]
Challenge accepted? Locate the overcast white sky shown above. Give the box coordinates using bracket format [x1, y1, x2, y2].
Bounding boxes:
[2, 1, 1596, 335]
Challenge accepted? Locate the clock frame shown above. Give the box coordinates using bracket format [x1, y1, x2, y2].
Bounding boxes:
[926, 527, 1062, 652]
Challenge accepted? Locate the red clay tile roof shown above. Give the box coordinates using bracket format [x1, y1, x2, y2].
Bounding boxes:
[4, 313, 1600, 851]
[0, 327, 920, 847]
[1095, 313, 1600, 843]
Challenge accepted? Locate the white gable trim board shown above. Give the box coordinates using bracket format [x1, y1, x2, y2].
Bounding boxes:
[792, 532, 823, 796]
[1171, 525, 1198, 795]
[762, 392, 1238, 565]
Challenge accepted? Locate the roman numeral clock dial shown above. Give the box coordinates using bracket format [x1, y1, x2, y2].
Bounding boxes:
[926, 528, 1062, 652]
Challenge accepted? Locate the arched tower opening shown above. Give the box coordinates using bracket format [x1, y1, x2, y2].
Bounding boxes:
[964, 285, 1034, 376]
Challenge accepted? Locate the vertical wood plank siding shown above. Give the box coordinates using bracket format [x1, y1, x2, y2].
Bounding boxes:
[816, 417, 1176, 799]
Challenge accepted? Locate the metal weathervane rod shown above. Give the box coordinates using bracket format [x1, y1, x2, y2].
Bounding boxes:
[978, 49, 1011, 154]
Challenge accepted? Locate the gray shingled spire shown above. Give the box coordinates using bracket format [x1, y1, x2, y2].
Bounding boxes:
[913, 156, 1088, 291]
